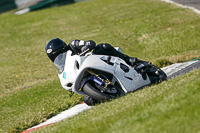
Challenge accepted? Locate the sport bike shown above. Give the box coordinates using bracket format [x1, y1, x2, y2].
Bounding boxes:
[54, 49, 167, 105]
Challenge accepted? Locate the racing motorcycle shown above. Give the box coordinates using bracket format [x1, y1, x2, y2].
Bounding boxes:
[54, 48, 167, 105]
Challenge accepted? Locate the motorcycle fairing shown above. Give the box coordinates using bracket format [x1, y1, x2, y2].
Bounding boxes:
[57, 50, 87, 92]
[80, 75, 104, 89]
[73, 54, 151, 96]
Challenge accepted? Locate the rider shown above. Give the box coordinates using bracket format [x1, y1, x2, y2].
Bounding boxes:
[45, 38, 138, 67]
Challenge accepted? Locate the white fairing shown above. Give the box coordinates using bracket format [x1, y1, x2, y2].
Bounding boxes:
[58, 51, 87, 91]
[57, 50, 151, 96]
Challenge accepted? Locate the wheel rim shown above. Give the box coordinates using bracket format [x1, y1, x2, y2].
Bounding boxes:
[94, 83, 118, 94]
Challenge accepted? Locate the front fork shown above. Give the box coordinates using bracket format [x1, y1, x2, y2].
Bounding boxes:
[80, 69, 113, 90]
[86, 70, 113, 86]
[69, 70, 103, 97]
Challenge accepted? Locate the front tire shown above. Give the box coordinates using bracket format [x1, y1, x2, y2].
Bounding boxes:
[83, 81, 119, 103]
[83, 95, 99, 106]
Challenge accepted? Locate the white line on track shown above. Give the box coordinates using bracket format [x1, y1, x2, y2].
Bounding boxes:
[22, 103, 92, 133]
[161, 0, 200, 14]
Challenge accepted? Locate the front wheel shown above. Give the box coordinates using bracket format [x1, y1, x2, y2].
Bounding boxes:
[83, 81, 120, 103]
[83, 95, 100, 106]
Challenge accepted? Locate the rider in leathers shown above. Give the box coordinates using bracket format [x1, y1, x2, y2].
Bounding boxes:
[45, 38, 138, 67]
[45, 38, 167, 105]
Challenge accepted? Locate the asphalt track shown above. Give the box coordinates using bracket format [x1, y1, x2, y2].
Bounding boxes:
[172, 0, 200, 10]
[162, 0, 200, 14]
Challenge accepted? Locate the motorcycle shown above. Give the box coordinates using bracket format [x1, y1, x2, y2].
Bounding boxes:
[54, 48, 167, 105]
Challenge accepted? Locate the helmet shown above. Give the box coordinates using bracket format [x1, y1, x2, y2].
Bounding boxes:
[45, 38, 69, 62]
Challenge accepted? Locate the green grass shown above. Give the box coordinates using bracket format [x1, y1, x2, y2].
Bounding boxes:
[0, 0, 200, 132]
[0, 80, 82, 132]
[36, 69, 200, 133]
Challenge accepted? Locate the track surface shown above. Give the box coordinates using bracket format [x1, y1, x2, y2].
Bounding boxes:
[172, 0, 200, 10]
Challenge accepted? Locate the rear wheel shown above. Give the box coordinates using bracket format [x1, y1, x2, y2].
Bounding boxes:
[83, 81, 120, 102]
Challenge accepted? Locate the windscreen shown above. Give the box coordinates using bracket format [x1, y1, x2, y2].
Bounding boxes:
[54, 52, 66, 74]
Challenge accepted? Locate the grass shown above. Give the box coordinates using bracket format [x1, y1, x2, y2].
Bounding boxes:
[37, 69, 200, 133]
[0, 0, 200, 132]
[0, 80, 82, 132]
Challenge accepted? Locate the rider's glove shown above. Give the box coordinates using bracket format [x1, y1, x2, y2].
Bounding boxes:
[81, 40, 96, 52]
